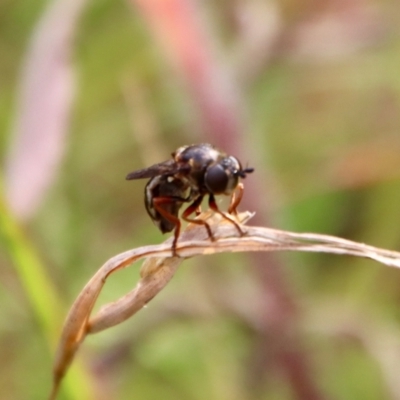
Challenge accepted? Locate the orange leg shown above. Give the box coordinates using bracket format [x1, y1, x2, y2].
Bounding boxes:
[208, 194, 244, 236]
[228, 183, 244, 215]
[153, 197, 183, 256]
[181, 195, 214, 241]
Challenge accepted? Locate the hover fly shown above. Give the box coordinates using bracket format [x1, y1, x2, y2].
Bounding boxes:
[126, 143, 254, 255]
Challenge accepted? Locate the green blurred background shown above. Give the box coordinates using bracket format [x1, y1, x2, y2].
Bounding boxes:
[1, 0, 400, 399]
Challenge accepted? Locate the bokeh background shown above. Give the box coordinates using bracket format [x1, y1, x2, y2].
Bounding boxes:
[1, 0, 400, 399]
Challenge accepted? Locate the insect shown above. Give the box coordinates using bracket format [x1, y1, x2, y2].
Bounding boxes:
[126, 143, 254, 255]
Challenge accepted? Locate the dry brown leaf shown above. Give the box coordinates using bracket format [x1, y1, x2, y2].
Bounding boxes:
[49, 210, 400, 399]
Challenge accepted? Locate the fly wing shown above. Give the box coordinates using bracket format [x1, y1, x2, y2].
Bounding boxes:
[126, 159, 189, 180]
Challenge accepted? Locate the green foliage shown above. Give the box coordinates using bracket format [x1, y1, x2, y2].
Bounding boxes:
[1, 1, 400, 399]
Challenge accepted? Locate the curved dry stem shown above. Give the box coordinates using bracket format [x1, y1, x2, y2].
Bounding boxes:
[50, 210, 400, 400]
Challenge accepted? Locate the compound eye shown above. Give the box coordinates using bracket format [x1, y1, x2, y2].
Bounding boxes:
[204, 164, 229, 194]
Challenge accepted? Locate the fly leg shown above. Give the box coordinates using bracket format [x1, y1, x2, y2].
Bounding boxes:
[181, 195, 214, 242]
[208, 193, 244, 236]
[227, 183, 244, 215]
[152, 197, 183, 257]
